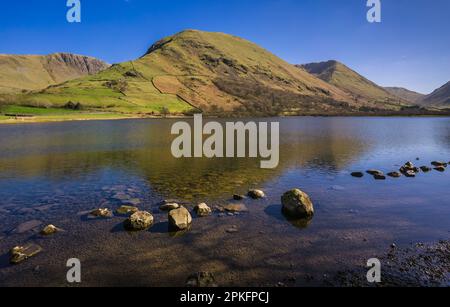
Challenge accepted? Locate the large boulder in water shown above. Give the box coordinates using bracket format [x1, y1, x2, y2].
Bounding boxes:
[281, 189, 314, 219]
[169, 207, 192, 230]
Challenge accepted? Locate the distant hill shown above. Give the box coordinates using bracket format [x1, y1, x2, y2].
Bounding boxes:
[3, 30, 413, 116]
[299, 60, 406, 107]
[384, 87, 425, 104]
[420, 82, 450, 107]
[0, 53, 110, 94]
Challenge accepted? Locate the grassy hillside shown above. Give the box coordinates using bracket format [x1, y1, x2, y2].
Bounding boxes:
[2, 31, 417, 116]
[384, 87, 425, 104]
[0, 53, 110, 94]
[420, 82, 450, 107]
[300, 60, 407, 109]
[4, 30, 374, 116]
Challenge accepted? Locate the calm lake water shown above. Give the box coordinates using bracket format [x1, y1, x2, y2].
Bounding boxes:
[0, 117, 449, 286]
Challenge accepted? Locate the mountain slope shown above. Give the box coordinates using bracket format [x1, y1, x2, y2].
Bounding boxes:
[10, 30, 360, 115]
[420, 82, 450, 107]
[5, 31, 408, 115]
[299, 60, 406, 107]
[0, 53, 110, 94]
[384, 87, 425, 104]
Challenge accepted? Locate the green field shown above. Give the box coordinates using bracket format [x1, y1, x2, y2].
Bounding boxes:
[0, 105, 139, 124]
[0, 105, 79, 116]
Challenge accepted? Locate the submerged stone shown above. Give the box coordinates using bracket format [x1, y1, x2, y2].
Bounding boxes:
[431, 161, 447, 167]
[404, 170, 416, 178]
[420, 166, 432, 172]
[223, 203, 248, 213]
[367, 170, 383, 176]
[351, 172, 364, 178]
[12, 220, 43, 234]
[387, 172, 402, 178]
[116, 205, 139, 215]
[10, 244, 42, 265]
[160, 203, 180, 211]
[233, 194, 246, 200]
[90, 208, 113, 218]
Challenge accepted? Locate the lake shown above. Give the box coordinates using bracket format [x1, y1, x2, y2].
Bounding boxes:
[0, 117, 449, 286]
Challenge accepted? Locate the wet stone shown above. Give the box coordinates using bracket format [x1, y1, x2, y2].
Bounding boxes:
[160, 203, 180, 211]
[281, 189, 314, 219]
[168, 207, 192, 230]
[10, 244, 42, 265]
[367, 170, 384, 176]
[226, 225, 239, 233]
[387, 172, 402, 178]
[420, 166, 432, 172]
[122, 198, 141, 206]
[40, 224, 61, 236]
[434, 166, 446, 172]
[90, 208, 113, 218]
[116, 205, 139, 215]
[431, 161, 447, 167]
[12, 220, 43, 234]
[124, 211, 154, 231]
[248, 189, 265, 199]
[223, 204, 248, 213]
[194, 203, 212, 217]
[233, 194, 246, 200]
[351, 172, 364, 178]
[186, 272, 218, 287]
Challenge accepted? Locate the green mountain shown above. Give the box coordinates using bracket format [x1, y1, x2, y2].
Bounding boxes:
[0, 53, 110, 94]
[420, 82, 450, 107]
[299, 60, 406, 108]
[384, 87, 425, 104]
[2, 31, 411, 116]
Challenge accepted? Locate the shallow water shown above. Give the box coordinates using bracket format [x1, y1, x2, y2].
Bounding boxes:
[0, 117, 449, 286]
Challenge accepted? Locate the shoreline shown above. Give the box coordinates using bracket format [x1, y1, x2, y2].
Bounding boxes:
[1, 112, 450, 125]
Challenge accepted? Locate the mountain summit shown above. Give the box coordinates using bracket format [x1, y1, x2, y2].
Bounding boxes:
[299, 60, 405, 107]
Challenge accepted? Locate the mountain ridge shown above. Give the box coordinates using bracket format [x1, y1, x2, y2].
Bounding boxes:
[299, 60, 406, 106]
[0, 53, 110, 94]
[420, 81, 450, 106]
[384, 87, 425, 104]
[2, 30, 443, 116]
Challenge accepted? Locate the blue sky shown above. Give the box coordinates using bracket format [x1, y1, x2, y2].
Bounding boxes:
[0, 0, 448, 93]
